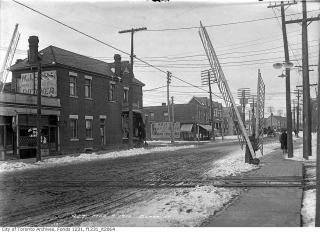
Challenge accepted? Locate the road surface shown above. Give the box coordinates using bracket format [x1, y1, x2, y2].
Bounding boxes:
[0, 139, 275, 226]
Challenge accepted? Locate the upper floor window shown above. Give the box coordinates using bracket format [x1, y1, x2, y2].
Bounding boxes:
[150, 112, 155, 121]
[123, 87, 129, 103]
[109, 81, 116, 101]
[84, 76, 92, 99]
[69, 72, 77, 97]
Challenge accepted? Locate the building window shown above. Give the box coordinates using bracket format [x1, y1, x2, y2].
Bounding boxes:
[150, 112, 155, 121]
[163, 112, 169, 121]
[69, 115, 78, 139]
[84, 76, 92, 98]
[100, 116, 106, 145]
[109, 81, 116, 101]
[85, 116, 93, 139]
[123, 87, 129, 103]
[69, 73, 77, 97]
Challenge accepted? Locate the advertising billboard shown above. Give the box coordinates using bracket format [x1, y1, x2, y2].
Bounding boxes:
[151, 122, 180, 139]
[17, 70, 57, 97]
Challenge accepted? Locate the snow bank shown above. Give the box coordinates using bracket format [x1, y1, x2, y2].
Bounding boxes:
[301, 189, 316, 227]
[80, 186, 241, 227]
[205, 141, 280, 177]
[0, 145, 195, 174]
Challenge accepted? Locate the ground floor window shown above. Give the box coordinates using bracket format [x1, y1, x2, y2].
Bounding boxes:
[70, 118, 78, 139]
[85, 118, 93, 139]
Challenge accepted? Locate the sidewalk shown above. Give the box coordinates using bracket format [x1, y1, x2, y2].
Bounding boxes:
[203, 148, 303, 227]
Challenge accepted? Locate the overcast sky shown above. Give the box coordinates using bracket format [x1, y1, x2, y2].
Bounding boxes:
[1, 0, 319, 117]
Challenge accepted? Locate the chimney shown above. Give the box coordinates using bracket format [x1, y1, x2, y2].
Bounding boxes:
[114, 54, 122, 77]
[15, 59, 23, 64]
[28, 36, 39, 65]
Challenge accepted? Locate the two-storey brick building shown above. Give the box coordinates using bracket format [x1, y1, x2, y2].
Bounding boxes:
[0, 45, 144, 159]
[143, 96, 225, 140]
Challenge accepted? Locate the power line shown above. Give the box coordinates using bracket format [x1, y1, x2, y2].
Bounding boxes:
[10, 0, 221, 99]
[146, 10, 320, 32]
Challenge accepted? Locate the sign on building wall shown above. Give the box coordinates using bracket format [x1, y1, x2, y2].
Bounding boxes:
[151, 122, 180, 139]
[17, 70, 57, 97]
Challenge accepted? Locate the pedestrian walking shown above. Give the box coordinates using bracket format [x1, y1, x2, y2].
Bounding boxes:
[280, 130, 288, 154]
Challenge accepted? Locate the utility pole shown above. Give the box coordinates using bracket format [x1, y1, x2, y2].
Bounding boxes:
[171, 96, 175, 143]
[316, 30, 320, 227]
[292, 102, 296, 131]
[297, 89, 301, 132]
[166, 71, 173, 142]
[28, 36, 41, 162]
[207, 70, 215, 141]
[119, 27, 147, 148]
[286, 1, 320, 158]
[268, 1, 295, 158]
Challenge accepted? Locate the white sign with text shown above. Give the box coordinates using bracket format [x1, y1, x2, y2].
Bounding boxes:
[18, 70, 57, 97]
[151, 122, 180, 139]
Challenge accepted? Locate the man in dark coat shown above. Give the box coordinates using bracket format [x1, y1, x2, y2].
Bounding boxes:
[280, 130, 288, 154]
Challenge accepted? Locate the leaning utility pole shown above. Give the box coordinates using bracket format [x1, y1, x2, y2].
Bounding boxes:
[286, 1, 320, 158]
[119, 27, 147, 148]
[268, 1, 295, 158]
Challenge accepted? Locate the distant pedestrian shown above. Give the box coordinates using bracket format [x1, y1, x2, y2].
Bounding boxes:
[138, 122, 147, 146]
[280, 130, 288, 154]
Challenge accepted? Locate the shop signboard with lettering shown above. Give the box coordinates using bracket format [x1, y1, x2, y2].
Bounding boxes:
[151, 122, 180, 139]
[17, 70, 57, 97]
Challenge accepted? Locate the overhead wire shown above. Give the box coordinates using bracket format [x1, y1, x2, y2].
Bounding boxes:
[146, 9, 320, 32]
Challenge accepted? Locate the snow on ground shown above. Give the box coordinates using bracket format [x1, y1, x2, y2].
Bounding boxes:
[204, 140, 280, 177]
[291, 133, 317, 227]
[302, 189, 316, 227]
[80, 186, 241, 227]
[0, 145, 195, 174]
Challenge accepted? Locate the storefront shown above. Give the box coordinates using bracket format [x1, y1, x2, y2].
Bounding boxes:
[0, 92, 61, 160]
[121, 109, 144, 143]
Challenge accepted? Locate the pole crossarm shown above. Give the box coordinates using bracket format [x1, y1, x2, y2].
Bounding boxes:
[119, 27, 147, 34]
[267, 1, 297, 8]
[286, 16, 320, 24]
[198, 21, 256, 158]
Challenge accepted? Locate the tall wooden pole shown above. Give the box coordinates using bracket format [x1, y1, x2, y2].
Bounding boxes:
[171, 96, 175, 143]
[119, 27, 147, 148]
[315, 26, 320, 227]
[280, 2, 293, 158]
[302, 0, 311, 158]
[167, 71, 173, 143]
[28, 36, 41, 162]
[208, 70, 215, 141]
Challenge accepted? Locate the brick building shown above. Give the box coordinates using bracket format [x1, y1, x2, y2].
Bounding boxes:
[264, 113, 287, 131]
[0, 44, 144, 159]
[143, 96, 225, 140]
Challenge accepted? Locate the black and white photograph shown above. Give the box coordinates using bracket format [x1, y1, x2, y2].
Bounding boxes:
[0, 0, 319, 228]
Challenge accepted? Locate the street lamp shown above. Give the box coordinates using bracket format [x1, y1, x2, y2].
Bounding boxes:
[273, 61, 294, 158]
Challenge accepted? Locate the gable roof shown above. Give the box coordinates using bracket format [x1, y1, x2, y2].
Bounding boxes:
[189, 96, 221, 107]
[10, 46, 115, 77]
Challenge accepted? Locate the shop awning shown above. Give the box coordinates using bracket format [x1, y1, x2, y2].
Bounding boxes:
[199, 124, 212, 131]
[180, 124, 193, 132]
